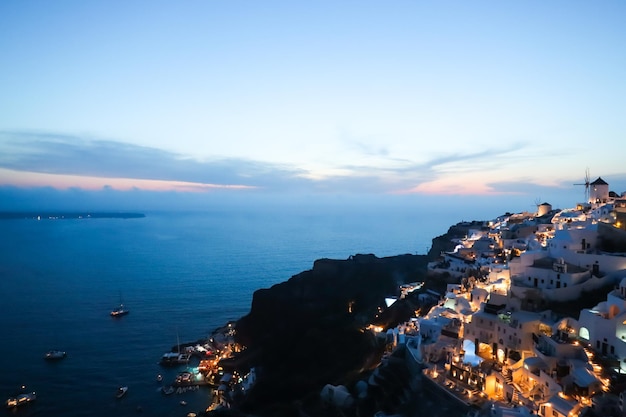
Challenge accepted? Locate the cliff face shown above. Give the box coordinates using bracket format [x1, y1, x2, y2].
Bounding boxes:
[212, 221, 494, 416]
[227, 253, 429, 415]
[427, 221, 485, 259]
[597, 222, 626, 252]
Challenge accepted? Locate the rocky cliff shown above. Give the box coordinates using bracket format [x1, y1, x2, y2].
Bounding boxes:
[221, 253, 429, 416]
[212, 220, 479, 416]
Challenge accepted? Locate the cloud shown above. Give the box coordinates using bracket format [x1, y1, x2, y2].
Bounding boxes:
[3, 129, 618, 203]
[0, 130, 429, 194]
[0, 130, 310, 191]
[329, 141, 534, 194]
[339, 131, 391, 158]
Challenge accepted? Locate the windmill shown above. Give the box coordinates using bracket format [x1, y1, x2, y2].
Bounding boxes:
[532, 197, 541, 214]
[573, 168, 591, 202]
[533, 198, 553, 217]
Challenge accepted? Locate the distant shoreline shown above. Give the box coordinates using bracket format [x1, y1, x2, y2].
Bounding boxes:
[0, 212, 146, 220]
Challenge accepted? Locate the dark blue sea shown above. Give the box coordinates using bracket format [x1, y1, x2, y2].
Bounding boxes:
[0, 201, 511, 416]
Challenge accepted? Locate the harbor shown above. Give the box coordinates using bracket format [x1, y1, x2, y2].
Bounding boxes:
[151, 321, 244, 413]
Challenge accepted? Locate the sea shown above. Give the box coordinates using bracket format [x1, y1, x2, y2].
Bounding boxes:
[0, 199, 523, 416]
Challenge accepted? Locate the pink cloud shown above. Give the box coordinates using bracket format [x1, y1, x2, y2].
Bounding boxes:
[0, 169, 256, 192]
[393, 177, 519, 196]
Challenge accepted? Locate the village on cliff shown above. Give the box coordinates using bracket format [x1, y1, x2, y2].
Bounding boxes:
[202, 176, 626, 417]
[355, 176, 626, 417]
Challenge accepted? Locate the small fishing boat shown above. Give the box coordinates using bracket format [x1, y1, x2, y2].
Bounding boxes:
[175, 371, 194, 385]
[6, 392, 36, 408]
[44, 350, 67, 360]
[116, 386, 128, 399]
[156, 374, 163, 382]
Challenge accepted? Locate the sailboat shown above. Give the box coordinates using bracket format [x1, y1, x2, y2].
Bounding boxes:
[159, 331, 190, 366]
[110, 292, 129, 317]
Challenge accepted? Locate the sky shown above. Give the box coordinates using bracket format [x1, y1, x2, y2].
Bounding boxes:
[1, 1, 625, 211]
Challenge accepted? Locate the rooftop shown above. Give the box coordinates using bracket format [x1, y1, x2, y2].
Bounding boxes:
[531, 257, 587, 273]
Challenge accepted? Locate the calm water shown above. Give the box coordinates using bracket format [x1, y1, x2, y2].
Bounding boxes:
[0, 203, 502, 416]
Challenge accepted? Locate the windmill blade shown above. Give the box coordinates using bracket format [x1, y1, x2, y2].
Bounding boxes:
[573, 168, 591, 201]
[585, 168, 590, 200]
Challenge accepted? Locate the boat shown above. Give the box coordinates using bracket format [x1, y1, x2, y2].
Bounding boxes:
[44, 350, 67, 360]
[116, 386, 128, 399]
[110, 305, 129, 317]
[175, 371, 194, 385]
[180, 400, 187, 406]
[110, 292, 129, 317]
[159, 331, 190, 366]
[6, 392, 36, 408]
[156, 374, 163, 382]
[159, 351, 191, 366]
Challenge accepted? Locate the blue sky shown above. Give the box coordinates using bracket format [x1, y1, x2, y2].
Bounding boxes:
[1, 1, 625, 210]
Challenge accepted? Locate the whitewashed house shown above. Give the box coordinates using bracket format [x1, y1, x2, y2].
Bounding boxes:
[508, 217, 626, 302]
[464, 306, 544, 362]
[578, 277, 626, 369]
[539, 393, 582, 417]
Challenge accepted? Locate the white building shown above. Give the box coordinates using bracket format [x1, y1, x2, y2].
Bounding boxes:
[539, 393, 582, 417]
[578, 277, 626, 369]
[590, 177, 610, 204]
[508, 219, 626, 302]
[464, 304, 545, 362]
